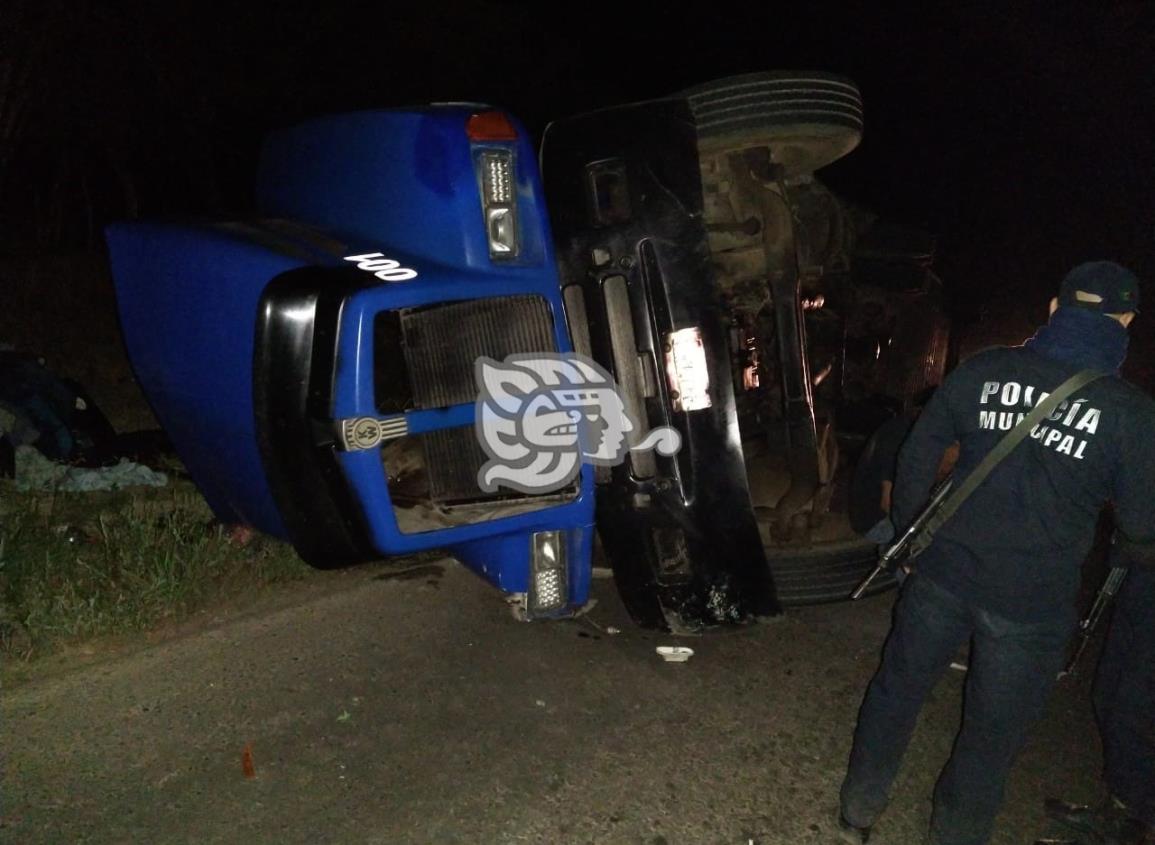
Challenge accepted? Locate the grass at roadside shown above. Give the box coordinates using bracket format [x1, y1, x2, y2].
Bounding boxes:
[0, 478, 312, 661]
[1, 254, 314, 664]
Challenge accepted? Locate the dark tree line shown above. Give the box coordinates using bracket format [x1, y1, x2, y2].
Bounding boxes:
[0, 0, 314, 253]
[0, 0, 1151, 275]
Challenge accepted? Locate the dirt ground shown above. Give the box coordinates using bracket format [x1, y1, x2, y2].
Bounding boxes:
[1, 559, 1107, 845]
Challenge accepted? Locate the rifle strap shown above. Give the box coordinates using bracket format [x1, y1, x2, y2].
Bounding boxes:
[917, 368, 1107, 542]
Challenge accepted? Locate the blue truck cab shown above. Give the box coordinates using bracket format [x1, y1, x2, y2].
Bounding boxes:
[106, 106, 595, 619]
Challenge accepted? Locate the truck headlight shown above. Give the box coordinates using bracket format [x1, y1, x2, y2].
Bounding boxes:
[478, 149, 518, 259]
[530, 530, 567, 613]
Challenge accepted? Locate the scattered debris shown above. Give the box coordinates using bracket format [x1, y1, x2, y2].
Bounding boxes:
[580, 611, 619, 637]
[241, 744, 256, 780]
[0, 348, 178, 484]
[656, 646, 694, 663]
[13, 444, 167, 492]
[224, 524, 258, 547]
[337, 710, 352, 723]
[0, 349, 117, 465]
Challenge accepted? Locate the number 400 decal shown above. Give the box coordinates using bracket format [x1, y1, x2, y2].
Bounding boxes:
[343, 252, 418, 282]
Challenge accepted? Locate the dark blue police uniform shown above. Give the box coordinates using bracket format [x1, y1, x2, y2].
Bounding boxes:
[839, 262, 1155, 845]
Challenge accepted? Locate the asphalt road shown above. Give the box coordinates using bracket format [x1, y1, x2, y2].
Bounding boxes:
[2, 560, 1105, 845]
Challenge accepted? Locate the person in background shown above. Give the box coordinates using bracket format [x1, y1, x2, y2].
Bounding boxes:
[1038, 563, 1154, 845]
[849, 386, 957, 546]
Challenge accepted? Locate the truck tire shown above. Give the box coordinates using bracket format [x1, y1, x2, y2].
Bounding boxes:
[681, 71, 864, 175]
[766, 538, 894, 605]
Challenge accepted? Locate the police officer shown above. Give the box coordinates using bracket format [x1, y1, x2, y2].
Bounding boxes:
[836, 261, 1155, 845]
[1039, 563, 1155, 845]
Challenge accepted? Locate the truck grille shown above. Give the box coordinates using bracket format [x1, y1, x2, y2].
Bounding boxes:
[399, 295, 557, 503]
[401, 295, 555, 409]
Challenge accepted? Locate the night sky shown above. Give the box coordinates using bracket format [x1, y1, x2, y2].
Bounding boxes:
[3, 1, 1153, 372]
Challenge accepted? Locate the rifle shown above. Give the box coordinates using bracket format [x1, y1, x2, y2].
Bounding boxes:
[1060, 565, 1128, 677]
[851, 477, 953, 600]
[849, 368, 1107, 603]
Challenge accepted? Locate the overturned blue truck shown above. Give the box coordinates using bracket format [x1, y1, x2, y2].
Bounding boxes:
[106, 72, 950, 631]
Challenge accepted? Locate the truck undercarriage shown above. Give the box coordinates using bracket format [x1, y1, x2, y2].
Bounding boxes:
[543, 73, 951, 629]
